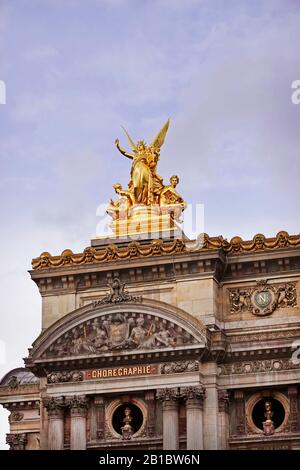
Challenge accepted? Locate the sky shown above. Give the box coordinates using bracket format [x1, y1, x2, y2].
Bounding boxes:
[0, 0, 299, 448]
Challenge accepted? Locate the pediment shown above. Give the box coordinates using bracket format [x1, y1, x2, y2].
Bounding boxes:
[27, 299, 207, 364]
[43, 311, 201, 359]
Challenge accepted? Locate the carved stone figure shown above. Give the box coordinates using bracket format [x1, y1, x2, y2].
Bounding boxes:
[7, 375, 19, 390]
[128, 317, 147, 347]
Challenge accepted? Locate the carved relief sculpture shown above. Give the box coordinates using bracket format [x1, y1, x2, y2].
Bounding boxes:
[161, 360, 199, 374]
[93, 277, 141, 305]
[44, 312, 196, 359]
[229, 280, 297, 316]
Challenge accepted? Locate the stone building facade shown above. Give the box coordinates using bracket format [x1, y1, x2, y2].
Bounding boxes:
[1, 230, 300, 450]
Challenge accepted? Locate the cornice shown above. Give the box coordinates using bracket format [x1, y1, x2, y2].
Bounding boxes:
[31, 231, 300, 271]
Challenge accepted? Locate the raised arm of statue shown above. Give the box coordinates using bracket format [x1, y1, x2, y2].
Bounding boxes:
[115, 139, 134, 160]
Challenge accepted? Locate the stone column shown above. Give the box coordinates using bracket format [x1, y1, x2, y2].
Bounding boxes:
[6, 433, 27, 450]
[157, 388, 180, 450]
[145, 390, 156, 438]
[234, 390, 246, 435]
[43, 397, 65, 450]
[218, 389, 230, 449]
[288, 386, 299, 432]
[181, 386, 205, 450]
[94, 396, 105, 440]
[202, 362, 219, 449]
[68, 396, 89, 450]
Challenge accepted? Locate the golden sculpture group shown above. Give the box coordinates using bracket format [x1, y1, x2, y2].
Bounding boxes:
[107, 119, 186, 238]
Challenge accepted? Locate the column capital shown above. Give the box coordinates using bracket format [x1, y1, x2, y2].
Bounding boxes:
[43, 396, 65, 418]
[6, 433, 27, 450]
[181, 386, 206, 408]
[156, 387, 179, 402]
[218, 389, 230, 413]
[67, 395, 89, 417]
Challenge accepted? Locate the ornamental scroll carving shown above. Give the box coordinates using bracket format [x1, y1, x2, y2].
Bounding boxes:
[43, 312, 196, 359]
[180, 386, 205, 402]
[219, 359, 300, 376]
[156, 387, 180, 401]
[161, 360, 199, 374]
[93, 277, 141, 305]
[43, 397, 65, 417]
[9, 411, 24, 423]
[229, 280, 297, 316]
[47, 370, 83, 384]
[65, 395, 89, 417]
[6, 433, 27, 450]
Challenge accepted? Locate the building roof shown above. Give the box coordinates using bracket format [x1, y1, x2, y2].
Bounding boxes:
[0, 367, 39, 386]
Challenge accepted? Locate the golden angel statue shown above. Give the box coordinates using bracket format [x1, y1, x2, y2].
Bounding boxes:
[107, 119, 186, 237]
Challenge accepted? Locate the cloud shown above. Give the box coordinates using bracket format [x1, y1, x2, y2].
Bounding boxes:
[22, 45, 59, 62]
[0, 0, 300, 448]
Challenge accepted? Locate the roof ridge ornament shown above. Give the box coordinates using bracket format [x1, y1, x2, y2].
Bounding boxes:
[93, 277, 142, 306]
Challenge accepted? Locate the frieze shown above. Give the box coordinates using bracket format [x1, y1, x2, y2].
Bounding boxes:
[229, 280, 297, 316]
[219, 358, 300, 376]
[46, 362, 199, 383]
[31, 231, 300, 270]
[43, 312, 197, 359]
[228, 329, 300, 343]
[47, 370, 83, 384]
[161, 360, 199, 374]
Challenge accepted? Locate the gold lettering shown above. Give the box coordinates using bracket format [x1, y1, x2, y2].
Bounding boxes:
[85, 364, 157, 380]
